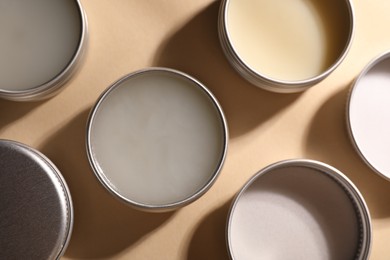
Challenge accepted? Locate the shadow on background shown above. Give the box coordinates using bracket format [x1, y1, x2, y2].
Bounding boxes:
[39, 109, 174, 259]
[305, 87, 390, 219]
[153, 2, 301, 138]
[187, 201, 231, 260]
[0, 99, 45, 131]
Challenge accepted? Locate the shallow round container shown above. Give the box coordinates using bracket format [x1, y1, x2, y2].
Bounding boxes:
[227, 159, 371, 260]
[0, 0, 88, 101]
[0, 139, 73, 259]
[86, 68, 228, 212]
[347, 51, 390, 181]
[218, 0, 354, 93]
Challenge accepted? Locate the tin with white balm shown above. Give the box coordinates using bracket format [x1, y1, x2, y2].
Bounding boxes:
[86, 68, 228, 211]
[227, 159, 371, 260]
[218, 0, 354, 93]
[347, 51, 390, 181]
[0, 0, 87, 101]
[0, 140, 73, 259]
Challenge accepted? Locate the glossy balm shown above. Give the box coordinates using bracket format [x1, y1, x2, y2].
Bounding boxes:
[227, 160, 371, 260]
[348, 52, 390, 180]
[0, 0, 87, 101]
[87, 68, 227, 211]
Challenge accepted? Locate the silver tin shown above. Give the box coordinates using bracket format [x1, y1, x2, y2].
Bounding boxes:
[0, 139, 73, 259]
[226, 159, 371, 259]
[0, 0, 88, 102]
[347, 51, 390, 181]
[218, 0, 354, 93]
[86, 67, 228, 212]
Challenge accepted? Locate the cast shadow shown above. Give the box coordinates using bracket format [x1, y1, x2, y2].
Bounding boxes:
[187, 200, 232, 260]
[153, 2, 301, 139]
[39, 109, 174, 259]
[0, 99, 45, 131]
[305, 87, 390, 219]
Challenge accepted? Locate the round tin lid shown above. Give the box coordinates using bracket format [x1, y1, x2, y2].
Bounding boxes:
[0, 140, 73, 259]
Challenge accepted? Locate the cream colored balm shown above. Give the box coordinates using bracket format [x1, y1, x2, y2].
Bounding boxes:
[87, 68, 227, 211]
[224, 0, 352, 84]
[0, 0, 85, 99]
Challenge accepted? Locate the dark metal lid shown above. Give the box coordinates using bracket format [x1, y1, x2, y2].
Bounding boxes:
[0, 140, 73, 259]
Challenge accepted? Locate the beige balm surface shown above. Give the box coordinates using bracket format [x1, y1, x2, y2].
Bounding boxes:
[0, 0, 87, 101]
[220, 0, 353, 92]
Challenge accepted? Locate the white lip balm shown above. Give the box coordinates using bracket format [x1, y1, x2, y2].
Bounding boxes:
[0, 0, 87, 101]
[87, 68, 228, 211]
[227, 160, 371, 260]
[348, 52, 390, 180]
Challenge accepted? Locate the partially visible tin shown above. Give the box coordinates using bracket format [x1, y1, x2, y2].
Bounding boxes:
[0, 0, 88, 101]
[218, 0, 354, 93]
[347, 51, 390, 181]
[0, 140, 73, 259]
[226, 159, 371, 259]
[86, 68, 228, 212]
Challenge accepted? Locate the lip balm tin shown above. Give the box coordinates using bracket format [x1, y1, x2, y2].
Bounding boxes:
[0, 140, 73, 259]
[218, 0, 354, 93]
[227, 159, 371, 260]
[86, 68, 228, 212]
[347, 51, 390, 181]
[0, 0, 88, 101]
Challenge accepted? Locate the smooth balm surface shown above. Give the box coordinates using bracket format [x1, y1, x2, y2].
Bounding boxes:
[226, 0, 350, 81]
[89, 70, 225, 206]
[349, 57, 390, 178]
[0, 0, 82, 91]
[229, 166, 360, 259]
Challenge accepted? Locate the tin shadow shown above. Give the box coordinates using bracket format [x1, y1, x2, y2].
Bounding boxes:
[153, 2, 301, 139]
[39, 109, 174, 259]
[305, 87, 390, 219]
[0, 99, 45, 132]
[187, 200, 231, 260]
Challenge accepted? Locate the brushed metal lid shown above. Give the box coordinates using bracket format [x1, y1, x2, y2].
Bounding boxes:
[0, 140, 73, 259]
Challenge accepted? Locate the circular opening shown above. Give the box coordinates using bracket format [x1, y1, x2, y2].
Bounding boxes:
[0, 0, 84, 94]
[348, 53, 390, 180]
[87, 68, 228, 210]
[224, 0, 353, 84]
[227, 160, 370, 260]
[0, 140, 72, 259]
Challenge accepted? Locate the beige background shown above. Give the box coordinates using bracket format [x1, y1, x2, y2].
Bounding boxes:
[1, 0, 390, 259]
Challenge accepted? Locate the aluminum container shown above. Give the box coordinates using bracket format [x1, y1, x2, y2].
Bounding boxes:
[0, 140, 73, 259]
[86, 68, 228, 212]
[226, 159, 371, 259]
[347, 51, 390, 181]
[218, 0, 354, 93]
[0, 0, 88, 101]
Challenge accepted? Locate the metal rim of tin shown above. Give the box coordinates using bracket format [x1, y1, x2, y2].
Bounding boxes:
[226, 159, 371, 260]
[0, 139, 73, 259]
[346, 51, 390, 181]
[218, 0, 355, 93]
[86, 67, 229, 212]
[0, 0, 88, 102]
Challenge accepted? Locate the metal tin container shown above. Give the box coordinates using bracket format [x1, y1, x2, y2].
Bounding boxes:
[226, 159, 371, 260]
[218, 0, 354, 93]
[347, 51, 390, 181]
[0, 0, 88, 101]
[0, 140, 73, 259]
[86, 68, 228, 212]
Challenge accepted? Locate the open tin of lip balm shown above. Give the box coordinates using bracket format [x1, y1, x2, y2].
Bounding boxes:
[0, 0, 88, 101]
[227, 159, 371, 260]
[347, 51, 390, 181]
[218, 0, 354, 93]
[0, 140, 73, 259]
[86, 68, 228, 212]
